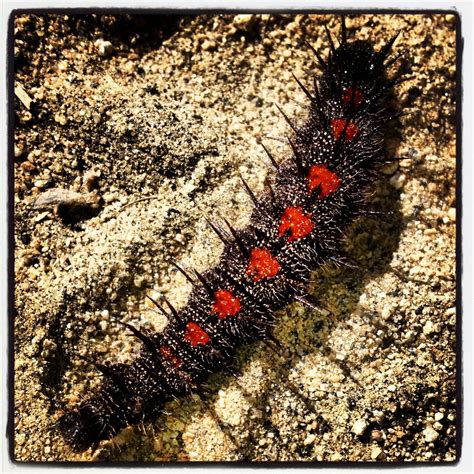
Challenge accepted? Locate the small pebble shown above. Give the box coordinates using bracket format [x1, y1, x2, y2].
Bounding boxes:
[423, 320, 434, 335]
[445, 307, 456, 317]
[330, 373, 343, 383]
[371, 446, 384, 460]
[201, 40, 216, 51]
[54, 113, 68, 125]
[381, 306, 392, 320]
[14, 144, 25, 158]
[373, 410, 385, 422]
[102, 192, 117, 203]
[123, 61, 136, 74]
[352, 419, 368, 436]
[95, 39, 114, 57]
[423, 425, 439, 443]
[445, 14, 456, 23]
[33, 211, 50, 223]
[395, 430, 406, 439]
[303, 434, 316, 445]
[416, 354, 431, 367]
[434, 412, 444, 421]
[134, 276, 146, 288]
[20, 161, 35, 171]
[92, 112, 102, 124]
[99, 320, 108, 331]
[389, 172, 406, 190]
[409, 265, 421, 276]
[233, 14, 254, 30]
[447, 207, 456, 222]
[371, 430, 383, 442]
[330, 452, 342, 461]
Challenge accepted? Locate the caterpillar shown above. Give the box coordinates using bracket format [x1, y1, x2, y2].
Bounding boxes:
[54, 15, 408, 456]
[13, 12, 457, 463]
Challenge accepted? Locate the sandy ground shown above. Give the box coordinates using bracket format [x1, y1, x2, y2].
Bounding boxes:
[12, 13, 457, 462]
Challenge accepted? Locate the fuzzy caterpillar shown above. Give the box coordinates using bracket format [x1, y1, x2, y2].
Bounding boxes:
[57, 16, 404, 453]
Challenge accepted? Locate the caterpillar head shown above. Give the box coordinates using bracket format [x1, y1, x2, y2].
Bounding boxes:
[55, 406, 114, 452]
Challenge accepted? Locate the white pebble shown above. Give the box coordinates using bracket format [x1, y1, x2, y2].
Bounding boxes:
[54, 113, 67, 125]
[389, 172, 406, 190]
[352, 419, 368, 436]
[443, 308, 455, 320]
[95, 39, 114, 57]
[371, 446, 384, 460]
[14, 144, 24, 158]
[102, 192, 117, 203]
[423, 425, 439, 443]
[416, 355, 430, 367]
[99, 320, 108, 331]
[381, 306, 392, 320]
[233, 14, 254, 29]
[330, 452, 342, 461]
[447, 207, 456, 222]
[373, 410, 385, 423]
[201, 40, 216, 51]
[423, 320, 434, 335]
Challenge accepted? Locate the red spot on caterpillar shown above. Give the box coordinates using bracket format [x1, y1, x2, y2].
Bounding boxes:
[307, 165, 341, 198]
[212, 289, 241, 319]
[246, 248, 281, 282]
[278, 207, 314, 242]
[159, 346, 183, 368]
[184, 322, 210, 347]
[343, 87, 364, 108]
[331, 118, 359, 141]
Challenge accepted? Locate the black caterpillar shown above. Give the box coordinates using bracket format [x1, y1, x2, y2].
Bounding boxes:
[57, 17, 405, 452]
